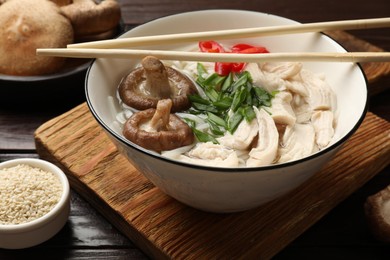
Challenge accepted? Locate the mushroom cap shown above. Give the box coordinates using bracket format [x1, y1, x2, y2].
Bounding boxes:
[49, 0, 72, 6]
[365, 185, 390, 243]
[119, 65, 197, 112]
[72, 26, 118, 42]
[123, 108, 194, 153]
[60, 0, 121, 39]
[0, 0, 74, 76]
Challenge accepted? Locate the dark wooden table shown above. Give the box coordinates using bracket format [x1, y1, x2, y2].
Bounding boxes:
[1, 0, 389, 259]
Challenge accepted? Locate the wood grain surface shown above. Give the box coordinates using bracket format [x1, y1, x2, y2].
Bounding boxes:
[32, 28, 390, 259]
[34, 103, 390, 259]
[1, 0, 389, 259]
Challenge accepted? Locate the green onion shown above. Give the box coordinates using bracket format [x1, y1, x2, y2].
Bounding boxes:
[231, 86, 247, 112]
[203, 85, 219, 102]
[253, 87, 273, 107]
[191, 102, 219, 113]
[188, 94, 210, 105]
[241, 106, 256, 122]
[207, 120, 225, 136]
[212, 96, 232, 110]
[203, 73, 226, 89]
[192, 128, 219, 144]
[207, 112, 227, 128]
[227, 109, 244, 134]
[188, 66, 275, 140]
[183, 118, 196, 128]
[196, 63, 208, 82]
[245, 82, 253, 106]
[221, 72, 234, 92]
[230, 71, 249, 92]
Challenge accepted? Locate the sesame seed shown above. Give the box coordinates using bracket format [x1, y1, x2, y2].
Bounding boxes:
[0, 164, 63, 225]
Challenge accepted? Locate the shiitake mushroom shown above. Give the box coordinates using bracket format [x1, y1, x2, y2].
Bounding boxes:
[365, 185, 390, 243]
[118, 56, 197, 112]
[123, 99, 194, 152]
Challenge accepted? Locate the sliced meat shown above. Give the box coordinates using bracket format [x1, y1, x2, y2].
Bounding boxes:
[246, 108, 279, 167]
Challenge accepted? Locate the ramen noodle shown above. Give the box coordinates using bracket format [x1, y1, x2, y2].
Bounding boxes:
[115, 44, 337, 168]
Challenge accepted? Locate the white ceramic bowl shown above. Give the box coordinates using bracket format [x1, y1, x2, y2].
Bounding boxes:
[0, 158, 70, 249]
[85, 10, 367, 213]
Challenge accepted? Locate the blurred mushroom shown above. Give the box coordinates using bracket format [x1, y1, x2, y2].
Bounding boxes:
[365, 185, 390, 243]
[60, 0, 121, 41]
[123, 99, 194, 152]
[119, 56, 197, 112]
[50, 0, 72, 6]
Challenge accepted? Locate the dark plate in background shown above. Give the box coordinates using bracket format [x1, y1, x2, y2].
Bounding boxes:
[0, 23, 125, 110]
[0, 58, 91, 109]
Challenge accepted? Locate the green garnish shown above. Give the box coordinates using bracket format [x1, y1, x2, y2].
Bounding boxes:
[193, 128, 219, 144]
[207, 112, 227, 128]
[186, 64, 276, 142]
[227, 109, 244, 134]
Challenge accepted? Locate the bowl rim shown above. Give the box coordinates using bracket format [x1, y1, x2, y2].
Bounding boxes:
[85, 9, 368, 172]
[0, 158, 70, 232]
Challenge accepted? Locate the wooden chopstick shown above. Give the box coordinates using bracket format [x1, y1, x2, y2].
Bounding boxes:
[37, 48, 390, 63]
[66, 17, 390, 49]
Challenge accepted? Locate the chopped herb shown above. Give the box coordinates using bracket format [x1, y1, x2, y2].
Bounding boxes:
[183, 118, 196, 128]
[231, 86, 247, 112]
[207, 120, 225, 136]
[221, 72, 233, 92]
[203, 73, 226, 89]
[207, 112, 227, 128]
[191, 102, 219, 113]
[187, 63, 276, 141]
[242, 106, 256, 122]
[188, 94, 210, 105]
[192, 128, 219, 144]
[253, 87, 274, 107]
[203, 85, 220, 102]
[213, 96, 233, 110]
[196, 63, 208, 82]
[230, 71, 250, 92]
[227, 109, 244, 134]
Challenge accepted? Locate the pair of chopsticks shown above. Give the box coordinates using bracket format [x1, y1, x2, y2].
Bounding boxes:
[37, 17, 390, 63]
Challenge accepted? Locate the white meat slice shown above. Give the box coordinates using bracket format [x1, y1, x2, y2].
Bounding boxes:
[278, 123, 318, 163]
[285, 78, 309, 97]
[245, 63, 286, 93]
[291, 93, 312, 123]
[269, 91, 296, 126]
[246, 108, 279, 167]
[300, 69, 336, 111]
[260, 62, 302, 80]
[311, 110, 335, 149]
[217, 115, 259, 150]
[178, 142, 240, 167]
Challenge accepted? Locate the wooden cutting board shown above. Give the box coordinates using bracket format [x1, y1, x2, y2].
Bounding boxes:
[35, 31, 390, 259]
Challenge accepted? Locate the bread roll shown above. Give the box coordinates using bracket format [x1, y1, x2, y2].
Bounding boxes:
[0, 0, 74, 76]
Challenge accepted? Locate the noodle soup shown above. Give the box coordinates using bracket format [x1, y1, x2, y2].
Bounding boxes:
[86, 10, 367, 212]
[115, 41, 337, 168]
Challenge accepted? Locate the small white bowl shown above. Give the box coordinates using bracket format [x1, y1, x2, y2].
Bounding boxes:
[0, 158, 70, 249]
[86, 10, 367, 213]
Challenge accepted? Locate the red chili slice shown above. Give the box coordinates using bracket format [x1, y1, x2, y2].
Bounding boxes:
[230, 43, 269, 73]
[215, 62, 232, 76]
[199, 41, 269, 75]
[199, 41, 225, 53]
[230, 62, 246, 73]
[237, 47, 269, 54]
[231, 44, 269, 53]
[231, 43, 256, 52]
